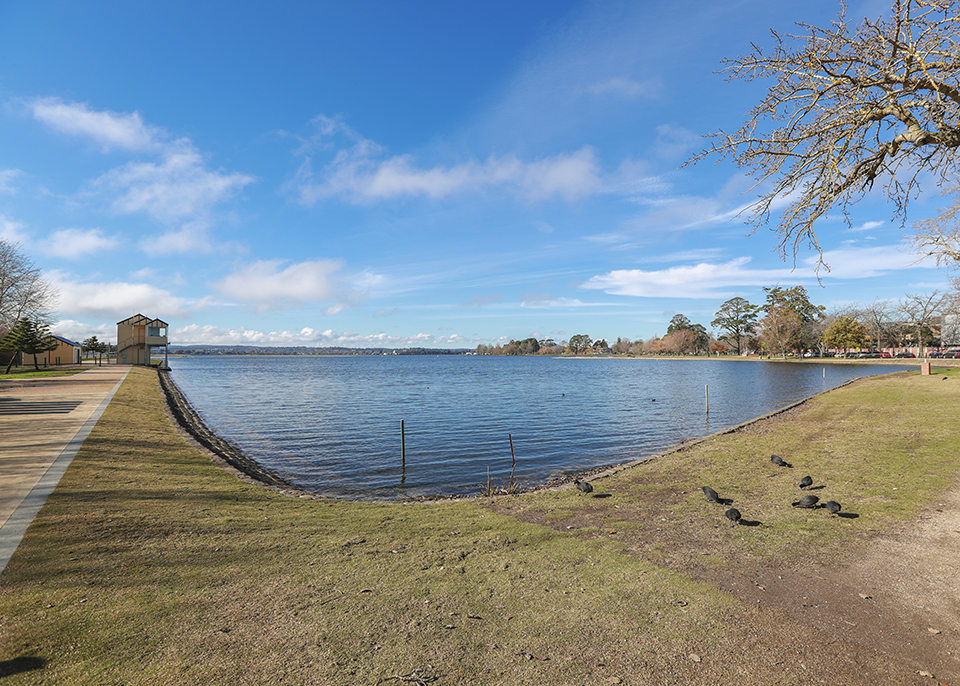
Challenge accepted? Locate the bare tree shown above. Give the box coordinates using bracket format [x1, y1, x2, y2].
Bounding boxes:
[688, 0, 960, 266]
[758, 305, 801, 358]
[0, 239, 57, 324]
[897, 290, 945, 354]
[859, 299, 894, 349]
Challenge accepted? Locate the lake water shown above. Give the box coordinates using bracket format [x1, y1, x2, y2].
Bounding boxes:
[166, 355, 907, 499]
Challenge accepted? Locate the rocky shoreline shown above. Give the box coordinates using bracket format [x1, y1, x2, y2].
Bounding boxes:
[157, 367, 308, 495]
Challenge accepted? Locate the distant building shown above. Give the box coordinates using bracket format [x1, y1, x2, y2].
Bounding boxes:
[6, 334, 81, 367]
[117, 314, 168, 365]
[43, 335, 81, 365]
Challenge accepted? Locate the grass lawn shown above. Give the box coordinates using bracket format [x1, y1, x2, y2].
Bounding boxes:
[1, 366, 958, 685]
[0, 366, 87, 380]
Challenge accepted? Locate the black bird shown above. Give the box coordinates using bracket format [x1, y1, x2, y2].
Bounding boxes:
[792, 495, 819, 508]
[823, 500, 842, 516]
[574, 479, 593, 495]
[725, 508, 742, 526]
[702, 486, 720, 503]
[799, 475, 813, 489]
[770, 454, 792, 468]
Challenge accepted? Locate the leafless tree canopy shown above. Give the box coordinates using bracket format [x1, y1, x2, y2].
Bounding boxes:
[0, 239, 58, 327]
[689, 0, 960, 266]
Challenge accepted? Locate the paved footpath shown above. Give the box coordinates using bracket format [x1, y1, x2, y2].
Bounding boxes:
[0, 365, 129, 574]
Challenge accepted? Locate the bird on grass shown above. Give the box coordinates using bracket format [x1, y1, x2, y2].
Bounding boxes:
[770, 454, 793, 468]
[792, 495, 819, 508]
[823, 500, 842, 516]
[725, 508, 742, 526]
[702, 486, 720, 503]
[574, 479, 593, 495]
[799, 475, 813, 489]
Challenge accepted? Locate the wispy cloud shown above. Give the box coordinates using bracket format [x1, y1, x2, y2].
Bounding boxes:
[45, 228, 119, 258]
[583, 242, 941, 300]
[30, 98, 166, 153]
[520, 293, 588, 308]
[845, 220, 885, 233]
[810, 244, 937, 277]
[0, 214, 29, 243]
[30, 99, 254, 252]
[95, 148, 253, 225]
[0, 169, 22, 194]
[582, 257, 805, 298]
[293, 116, 601, 204]
[461, 294, 502, 308]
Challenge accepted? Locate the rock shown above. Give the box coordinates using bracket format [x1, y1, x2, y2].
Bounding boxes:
[689, 654, 702, 663]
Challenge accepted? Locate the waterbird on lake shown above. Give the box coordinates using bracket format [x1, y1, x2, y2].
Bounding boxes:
[574, 479, 593, 495]
[702, 486, 720, 503]
[792, 495, 819, 508]
[799, 475, 813, 489]
[725, 508, 742, 526]
[770, 454, 792, 468]
[823, 500, 842, 516]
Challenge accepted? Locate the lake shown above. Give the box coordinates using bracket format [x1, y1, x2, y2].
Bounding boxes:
[165, 355, 908, 499]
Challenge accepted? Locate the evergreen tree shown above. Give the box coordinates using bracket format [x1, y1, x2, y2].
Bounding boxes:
[2, 319, 58, 372]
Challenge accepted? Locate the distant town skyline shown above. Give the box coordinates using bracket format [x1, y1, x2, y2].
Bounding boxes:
[0, 0, 948, 347]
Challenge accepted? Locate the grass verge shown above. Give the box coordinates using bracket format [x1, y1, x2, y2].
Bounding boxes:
[1, 366, 958, 685]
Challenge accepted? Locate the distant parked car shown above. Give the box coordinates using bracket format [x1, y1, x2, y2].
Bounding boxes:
[895, 352, 916, 358]
[881, 352, 892, 358]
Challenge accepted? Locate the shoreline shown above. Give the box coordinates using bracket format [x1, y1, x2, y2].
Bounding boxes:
[157, 368, 309, 496]
[156, 364, 919, 503]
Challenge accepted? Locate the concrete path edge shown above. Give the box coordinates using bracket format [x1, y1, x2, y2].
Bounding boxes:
[0, 369, 129, 575]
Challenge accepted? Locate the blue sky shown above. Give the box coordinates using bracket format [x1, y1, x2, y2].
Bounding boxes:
[0, 0, 948, 348]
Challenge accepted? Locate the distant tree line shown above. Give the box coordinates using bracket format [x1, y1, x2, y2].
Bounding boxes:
[476, 283, 960, 358]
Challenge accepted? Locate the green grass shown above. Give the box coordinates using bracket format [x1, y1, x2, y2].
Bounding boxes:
[1, 366, 957, 685]
[0, 367, 86, 379]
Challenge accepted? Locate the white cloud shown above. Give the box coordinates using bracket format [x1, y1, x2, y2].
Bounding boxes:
[294, 116, 600, 204]
[30, 99, 254, 252]
[95, 148, 254, 224]
[52, 319, 116, 344]
[582, 257, 803, 298]
[583, 242, 941, 300]
[845, 220, 886, 233]
[520, 293, 588, 308]
[213, 259, 380, 313]
[171, 323, 465, 349]
[0, 214, 29, 244]
[45, 228, 119, 259]
[809, 244, 938, 278]
[30, 98, 165, 153]
[46, 270, 189, 320]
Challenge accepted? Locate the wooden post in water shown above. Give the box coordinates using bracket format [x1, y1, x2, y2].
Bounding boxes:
[401, 420, 406, 473]
[705, 384, 709, 415]
[508, 433, 517, 485]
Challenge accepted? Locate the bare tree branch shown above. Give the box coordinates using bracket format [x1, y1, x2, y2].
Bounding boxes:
[687, 0, 960, 267]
